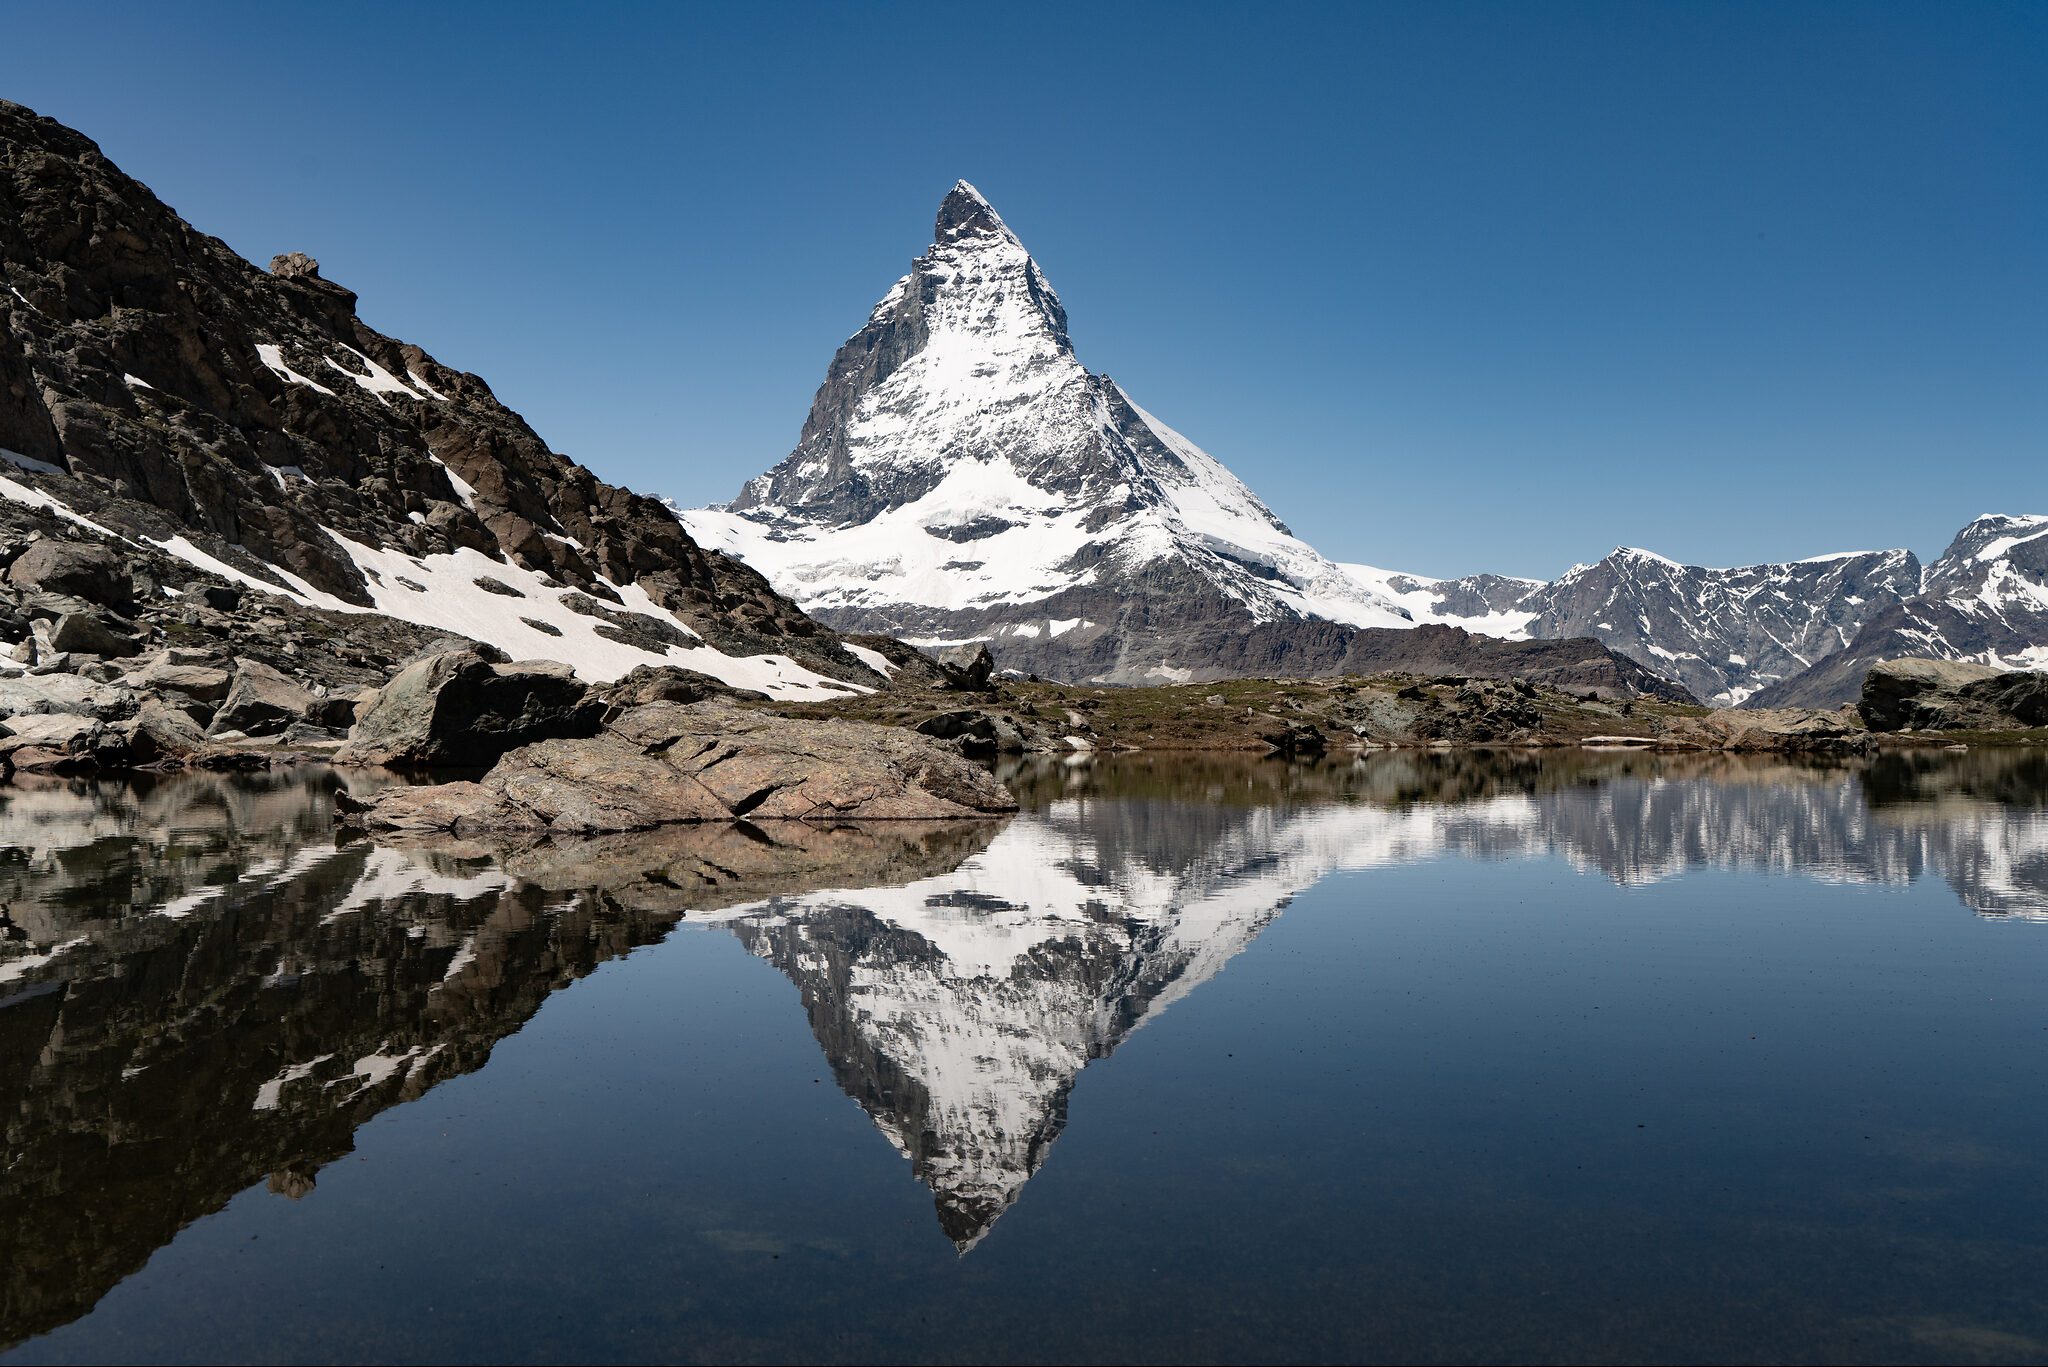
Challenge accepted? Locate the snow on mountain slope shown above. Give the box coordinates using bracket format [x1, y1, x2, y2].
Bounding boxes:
[683, 182, 1427, 683]
[1343, 546, 1927, 705]
[1514, 545, 1925, 706]
[676, 173, 2042, 701]
[0, 471, 860, 697]
[1751, 513, 2048, 708]
[1337, 563, 1542, 636]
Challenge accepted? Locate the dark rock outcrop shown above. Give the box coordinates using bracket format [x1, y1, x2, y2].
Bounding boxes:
[936, 642, 995, 691]
[208, 659, 313, 737]
[3, 539, 132, 611]
[334, 649, 604, 768]
[1859, 658, 2048, 732]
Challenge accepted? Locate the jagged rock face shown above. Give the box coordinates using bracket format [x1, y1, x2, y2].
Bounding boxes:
[0, 100, 885, 696]
[683, 177, 2004, 703]
[1753, 515, 2048, 708]
[687, 183, 1687, 689]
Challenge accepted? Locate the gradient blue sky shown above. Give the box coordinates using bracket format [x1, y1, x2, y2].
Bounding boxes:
[3, 1, 2040, 578]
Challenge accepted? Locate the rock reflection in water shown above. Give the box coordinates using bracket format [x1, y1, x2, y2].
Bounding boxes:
[0, 771, 999, 1350]
[0, 750, 2045, 1346]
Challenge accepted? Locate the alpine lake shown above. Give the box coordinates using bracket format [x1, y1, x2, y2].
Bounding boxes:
[3, 746, 2047, 1364]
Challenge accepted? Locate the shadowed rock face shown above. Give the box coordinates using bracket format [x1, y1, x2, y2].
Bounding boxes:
[2, 752, 2044, 1345]
[0, 99, 886, 692]
[1858, 657, 2048, 732]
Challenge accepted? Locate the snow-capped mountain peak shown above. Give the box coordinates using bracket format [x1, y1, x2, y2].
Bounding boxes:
[685, 180, 1421, 681]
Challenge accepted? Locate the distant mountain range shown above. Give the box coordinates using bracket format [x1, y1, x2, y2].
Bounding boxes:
[685, 182, 2046, 706]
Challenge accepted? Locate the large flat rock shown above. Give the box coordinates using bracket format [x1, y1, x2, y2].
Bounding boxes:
[338, 700, 1017, 834]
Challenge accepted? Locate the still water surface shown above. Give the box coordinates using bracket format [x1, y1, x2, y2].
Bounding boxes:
[2, 750, 2046, 1363]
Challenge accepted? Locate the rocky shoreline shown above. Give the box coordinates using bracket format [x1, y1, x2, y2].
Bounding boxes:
[2, 622, 2041, 798]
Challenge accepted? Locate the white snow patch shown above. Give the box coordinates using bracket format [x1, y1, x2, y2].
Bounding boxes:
[406, 369, 451, 401]
[844, 643, 898, 676]
[325, 345, 425, 404]
[253, 1055, 334, 1111]
[0, 448, 65, 477]
[256, 343, 337, 396]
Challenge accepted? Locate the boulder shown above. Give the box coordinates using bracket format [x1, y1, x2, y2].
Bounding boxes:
[303, 691, 363, 730]
[339, 699, 1018, 834]
[915, 708, 1026, 756]
[935, 642, 995, 691]
[1686, 707, 1874, 756]
[1254, 717, 1327, 757]
[0, 672, 135, 720]
[0, 713, 102, 772]
[209, 659, 315, 738]
[4, 539, 133, 611]
[597, 664, 748, 708]
[46, 610, 142, 658]
[116, 696, 211, 765]
[1859, 657, 2045, 731]
[335, 649, 604, 768]
[130, 653, 233, 705]
[196, 584, 242, 613]
[332, 782, 503, 833]
[1972, 671, 2048, 728]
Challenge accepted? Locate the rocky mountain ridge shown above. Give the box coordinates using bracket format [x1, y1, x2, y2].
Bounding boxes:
[0, 99, 897, 701]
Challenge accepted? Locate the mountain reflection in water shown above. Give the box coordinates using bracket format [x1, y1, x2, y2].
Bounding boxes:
[0, 749, 2044, 1349]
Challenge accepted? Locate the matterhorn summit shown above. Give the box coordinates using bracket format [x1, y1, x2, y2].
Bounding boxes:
[684, 181, 1422, 684]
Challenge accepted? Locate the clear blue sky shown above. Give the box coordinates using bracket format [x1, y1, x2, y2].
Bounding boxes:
[3, 1, 2041, 578]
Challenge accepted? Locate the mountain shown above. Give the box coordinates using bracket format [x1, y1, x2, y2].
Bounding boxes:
[0, 99, 889, 698]
[1748, 514, 2048, 707]
[683, 183, 1682, 698]
[1352, 521, 2047, 709]
[1349, 547, 1925, 706]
